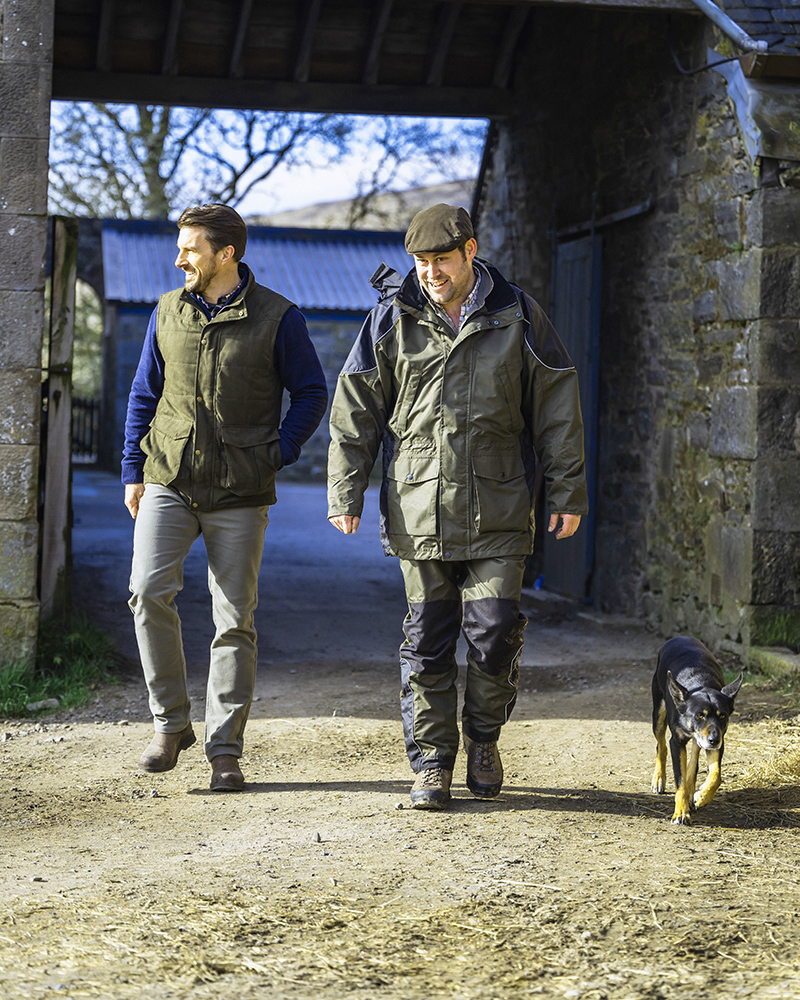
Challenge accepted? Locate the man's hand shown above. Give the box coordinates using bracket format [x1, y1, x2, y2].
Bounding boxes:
[329, 515, 361, 534]
[125, 483, 145, 520]
[548, 513, 581, 539]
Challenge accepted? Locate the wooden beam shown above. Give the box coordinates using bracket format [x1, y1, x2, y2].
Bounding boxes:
[294, 0, 324, 83]
[427, 3, 462, 87]
[52, 70, 512, 118]
[363, 0, 395, 86]
[436, 0, 695, 6]
[162, 0, 184, 76]
[493, 5, 529, 88]
[229, 0, 254, 79]
[95, 0, 117, 73]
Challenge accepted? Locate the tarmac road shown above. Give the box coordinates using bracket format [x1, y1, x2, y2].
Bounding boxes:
[71, 467, 407, 676]
[71, 465, 666, 730]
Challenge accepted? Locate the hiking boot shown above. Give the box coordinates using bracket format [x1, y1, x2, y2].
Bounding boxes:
[463, 735, 503, 798]
[139, 724, 196, 773]
[409, 767, 452, 810]
[210, 754, 245, 792]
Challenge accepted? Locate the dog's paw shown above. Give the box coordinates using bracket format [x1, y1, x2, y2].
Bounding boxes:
[671, 810, 692, 825]
[651, 764, 666, 794]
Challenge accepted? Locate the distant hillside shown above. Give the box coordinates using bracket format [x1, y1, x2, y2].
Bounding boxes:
[249, 179, 475, 231]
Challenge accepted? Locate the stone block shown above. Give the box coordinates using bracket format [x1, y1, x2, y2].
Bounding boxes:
[716, 250, 761, 322]
[1, 0, 54, 61]
[0, 137, 48, 214]
[0, 519, 37, 600]
[757, 386, 800, 457]
[746, 185, 800, 248]
[704, 517, 753, 606]
[0, 599, 38, 667]
[692, 290, 717, 325]
[0, 444, 38, 518]
[748, 645, 800, 677]
[687, 413, 710, 449]
[751, 318, 800, 386]
[761, 248, 800, 318]
[0, 290, 44, 367]
[0, 368, 41, 445]
[0, 213, 47, 292]
[0, 63, 50, 140]
[709, 385, 757, 459]
[721, 525, 753, 604]
[713, 200, 742, 245]
[752, 530, 800, 605]
[678, 151, 704, 176]
[752, 457, 800, 531]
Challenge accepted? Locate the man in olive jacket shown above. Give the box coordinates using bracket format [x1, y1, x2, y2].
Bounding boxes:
[328, 204, 587, 810]
[123, 204, 327, 792]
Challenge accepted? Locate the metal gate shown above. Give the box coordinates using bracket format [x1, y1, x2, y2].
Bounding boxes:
[542, 234, 602, 602]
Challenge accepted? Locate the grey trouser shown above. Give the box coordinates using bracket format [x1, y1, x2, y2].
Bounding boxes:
[128, 484, 269, 760]
[398, 555, 528, 773]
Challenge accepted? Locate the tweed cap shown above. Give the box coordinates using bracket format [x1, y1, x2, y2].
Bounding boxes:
[404, 203, 474, 254]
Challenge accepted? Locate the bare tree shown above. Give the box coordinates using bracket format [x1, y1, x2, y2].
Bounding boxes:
[48, 102, 486, 221]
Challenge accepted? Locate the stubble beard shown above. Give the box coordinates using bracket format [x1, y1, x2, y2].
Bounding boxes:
[184, 262, 216, 296]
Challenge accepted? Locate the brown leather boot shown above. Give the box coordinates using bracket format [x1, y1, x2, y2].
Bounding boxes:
[139, 724, 196, 773]
[210, 754, 245, 792]
[409, 767, 452, 809]
[463, 734, 503, 798]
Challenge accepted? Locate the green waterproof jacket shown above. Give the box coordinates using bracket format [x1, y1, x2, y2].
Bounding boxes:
[327, 260, 588, 561]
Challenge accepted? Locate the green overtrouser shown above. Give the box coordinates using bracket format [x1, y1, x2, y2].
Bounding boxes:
[398, 556, 528, 772]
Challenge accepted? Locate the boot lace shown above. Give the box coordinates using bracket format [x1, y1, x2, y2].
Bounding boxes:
[472, 742, 498, 771]
[419, 767, 446, 787]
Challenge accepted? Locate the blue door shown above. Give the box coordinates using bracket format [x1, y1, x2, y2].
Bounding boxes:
[542, 234, 601, 601]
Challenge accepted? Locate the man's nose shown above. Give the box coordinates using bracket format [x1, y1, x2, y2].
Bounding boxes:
[175, 252, 187, 268]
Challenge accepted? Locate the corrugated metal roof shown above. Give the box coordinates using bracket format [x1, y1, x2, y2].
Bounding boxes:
[101, 219, 410, 312]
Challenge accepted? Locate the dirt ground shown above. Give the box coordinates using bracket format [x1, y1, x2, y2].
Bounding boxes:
[2, 471, 800, 1000]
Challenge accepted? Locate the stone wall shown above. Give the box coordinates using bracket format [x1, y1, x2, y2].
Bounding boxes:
[477, 8, 800, 658]
[0, 0, 53, 664]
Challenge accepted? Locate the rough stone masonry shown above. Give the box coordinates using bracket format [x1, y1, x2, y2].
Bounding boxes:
[0, 0, 53, 663]
[476, 9, 800, 661]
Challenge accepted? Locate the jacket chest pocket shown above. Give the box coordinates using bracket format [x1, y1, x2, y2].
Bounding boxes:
[472, 453, 531, 534]
[387, 454, 439, 536]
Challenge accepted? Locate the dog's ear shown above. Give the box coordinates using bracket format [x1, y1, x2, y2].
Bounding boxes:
[666, 671, 688, 708]
[722, 671, 743, 701]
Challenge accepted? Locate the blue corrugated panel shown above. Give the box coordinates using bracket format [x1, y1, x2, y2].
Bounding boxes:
[102, 219, 409, 312]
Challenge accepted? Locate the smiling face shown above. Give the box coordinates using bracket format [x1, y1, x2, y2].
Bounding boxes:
[413, 238, 478, 314]
[175, 226, 230, 297]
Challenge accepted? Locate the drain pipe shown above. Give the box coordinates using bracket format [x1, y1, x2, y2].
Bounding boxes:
[689, 0, 768, 52]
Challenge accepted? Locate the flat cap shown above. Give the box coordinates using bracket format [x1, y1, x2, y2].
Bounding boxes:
[404, 203, 474, 254]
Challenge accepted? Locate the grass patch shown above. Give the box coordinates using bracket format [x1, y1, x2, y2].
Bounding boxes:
[0, 613, 118, 718]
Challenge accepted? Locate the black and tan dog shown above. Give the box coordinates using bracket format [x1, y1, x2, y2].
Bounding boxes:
[650, 636, 743, 825]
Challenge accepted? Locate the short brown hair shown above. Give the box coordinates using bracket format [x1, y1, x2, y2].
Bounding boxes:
[177, 204, 247, 261]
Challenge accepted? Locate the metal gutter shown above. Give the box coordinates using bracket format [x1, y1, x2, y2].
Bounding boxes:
[689, 0, 768, 53]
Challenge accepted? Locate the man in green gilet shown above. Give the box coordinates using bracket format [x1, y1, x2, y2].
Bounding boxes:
[122, 204, 328, 792]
